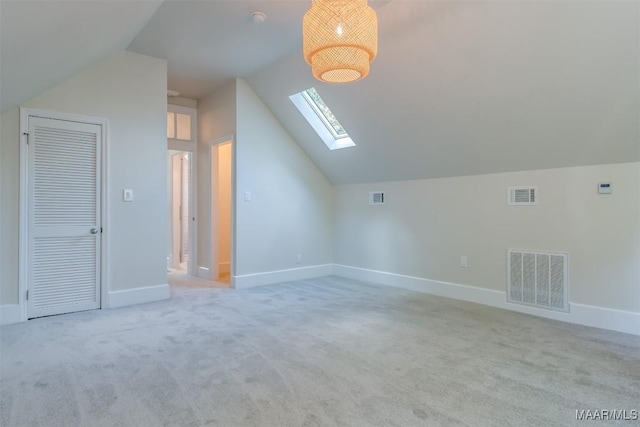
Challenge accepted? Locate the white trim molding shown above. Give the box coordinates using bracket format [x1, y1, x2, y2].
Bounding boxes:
[234, 264, 333, 289]
[332, 265, 640, 336]
[108, 284, 170, 309]
[0, 305, 22, 326]
[568, 303, 640, 336]
[167, 104, 198, 277]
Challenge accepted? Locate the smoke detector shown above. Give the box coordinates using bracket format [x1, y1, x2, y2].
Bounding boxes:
[250, 11, 266, 23]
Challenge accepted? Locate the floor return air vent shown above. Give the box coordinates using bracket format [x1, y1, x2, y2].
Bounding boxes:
[507, 249, 568, 312]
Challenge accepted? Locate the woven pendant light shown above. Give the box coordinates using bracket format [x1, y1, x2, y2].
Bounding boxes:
[303, 0, 378, 83]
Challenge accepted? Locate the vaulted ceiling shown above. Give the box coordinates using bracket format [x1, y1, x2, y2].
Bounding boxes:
[247, 1, 640, 183]
[2, 0, 638, 184]
[0, 0, 163, 113]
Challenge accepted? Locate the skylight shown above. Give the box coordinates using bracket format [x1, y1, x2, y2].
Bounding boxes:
[290, 87, 355, 150]
[303, 88, 348, 139]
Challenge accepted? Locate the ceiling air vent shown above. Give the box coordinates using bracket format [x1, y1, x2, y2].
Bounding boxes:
[508, 186, 537, 205]
[369, 191, 385, 205]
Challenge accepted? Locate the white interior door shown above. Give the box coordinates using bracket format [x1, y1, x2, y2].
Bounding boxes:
[27, 116, 101, 319]
[168, 151, 193, 272]
[181, 153, 190, 264]
[171, 153, 182, 269]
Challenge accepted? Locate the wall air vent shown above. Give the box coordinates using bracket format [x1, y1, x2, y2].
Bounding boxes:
[369, 191, 385, 205]
[507, 249, 568, 312]
[508, 186, 537, 205]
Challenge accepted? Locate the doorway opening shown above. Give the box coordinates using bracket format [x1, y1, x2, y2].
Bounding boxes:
[168, 150, 193, 274]
[210, 139, 233, 283]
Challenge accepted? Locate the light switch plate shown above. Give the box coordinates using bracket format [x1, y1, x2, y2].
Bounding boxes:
[123, 189, 134, 202]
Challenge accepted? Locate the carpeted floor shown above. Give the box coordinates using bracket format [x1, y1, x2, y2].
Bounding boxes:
[1, 276, 638, 427]
[167, 269, 230, 289]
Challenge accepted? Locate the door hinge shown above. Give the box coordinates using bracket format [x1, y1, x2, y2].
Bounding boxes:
[23, 132, 29, 144]
[26, 290, 29, 301]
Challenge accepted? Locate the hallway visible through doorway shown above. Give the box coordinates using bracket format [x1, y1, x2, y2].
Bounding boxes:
[168, 268, 229, 289]
[210, 139, 233, 283]
[168, 150, 192, 274]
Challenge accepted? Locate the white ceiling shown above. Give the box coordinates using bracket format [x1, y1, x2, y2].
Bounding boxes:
[0, 0, 163, 112]
[127, 0, 310, 99]
[248, 0, 640, 183]
[2, 0, 638, 184]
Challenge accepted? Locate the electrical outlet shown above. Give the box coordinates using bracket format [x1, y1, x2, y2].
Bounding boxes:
[460, 256, 468, 268]
[296, 254, 302, 264]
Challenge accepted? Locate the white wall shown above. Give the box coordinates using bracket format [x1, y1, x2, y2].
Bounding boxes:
[197, 81, 236, 274]
[0, 51, 168, 308]
[334, 162, 640, 315]
[0, 108, 20, 304]
[234, 79, 333, 285]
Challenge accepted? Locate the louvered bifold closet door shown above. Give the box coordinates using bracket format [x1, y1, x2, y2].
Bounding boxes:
[28, 116, 101, 319]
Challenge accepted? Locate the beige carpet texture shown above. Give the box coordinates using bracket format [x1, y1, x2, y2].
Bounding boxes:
[1, 276, 639, 427]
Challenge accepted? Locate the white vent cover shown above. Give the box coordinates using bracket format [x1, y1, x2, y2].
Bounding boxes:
[508, 249, 568, 312]
[508, 186, 537, 205]
[369, 191, 385, 205]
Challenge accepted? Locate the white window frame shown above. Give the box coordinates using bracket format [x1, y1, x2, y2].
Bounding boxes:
[167, 105, 197, 150]
[290, 90, 355, 151]
[301, 89, 349, 140]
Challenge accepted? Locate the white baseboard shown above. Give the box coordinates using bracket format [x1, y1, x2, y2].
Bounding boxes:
[197, 266, 211, 280]
[219, 262, 230, 275]
[0, 305, 22, 326]
[333, 264, 504, 306]
[567, 303, 640, 336]
[108, 284, 170, 309]
[234, 264, 333, 289]
[333, 265, 640, 336]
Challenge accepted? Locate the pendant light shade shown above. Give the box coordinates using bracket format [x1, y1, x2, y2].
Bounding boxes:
[303, 0, 378, 83]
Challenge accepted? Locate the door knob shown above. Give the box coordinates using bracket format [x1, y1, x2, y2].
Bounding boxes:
[90, 228, 99, 234]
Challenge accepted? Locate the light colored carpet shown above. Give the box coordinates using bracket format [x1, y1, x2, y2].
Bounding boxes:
[168, 270, 230, 289]
[1, 276, 638, 427]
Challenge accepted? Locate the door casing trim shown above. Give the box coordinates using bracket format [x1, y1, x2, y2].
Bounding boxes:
[167, 104, 197, 277]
